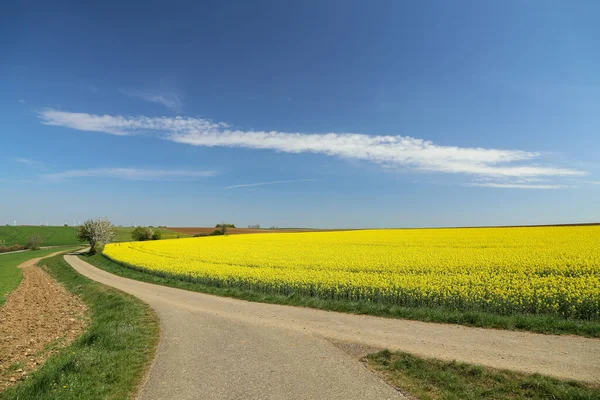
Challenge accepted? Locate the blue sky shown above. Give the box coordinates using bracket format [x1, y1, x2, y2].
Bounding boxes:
[1, 1, 599, 228]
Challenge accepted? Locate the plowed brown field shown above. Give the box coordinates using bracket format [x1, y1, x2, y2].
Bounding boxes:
[167, 227, 341, 235]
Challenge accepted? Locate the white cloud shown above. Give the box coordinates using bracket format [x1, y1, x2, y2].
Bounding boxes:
[225, 179, 316, 189]
[37, 110, 587, 179]
[14, 157, 43, 166]
[44, 168, 218, 181]
[589, 181, 600, 185]
[18, 99, 26, 103]
[39, 109, 156, 136]
[473, 177, 547, 184]
[470, 182, 571, 189]
[121, 89, 183, 113]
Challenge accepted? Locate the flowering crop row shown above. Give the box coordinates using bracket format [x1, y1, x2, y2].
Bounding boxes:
[103, 226, 600, 319]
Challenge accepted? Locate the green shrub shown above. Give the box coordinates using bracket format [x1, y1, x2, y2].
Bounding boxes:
[0, 244, 27, 254]
[26, 233, 43, 250]
[131, 227, 154, 241]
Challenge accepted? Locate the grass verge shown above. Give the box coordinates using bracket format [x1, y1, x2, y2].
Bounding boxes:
[0, 252, 159, 399]
[365, 350, 600, 400]
[0, 248, 79, 306]
[82, 253, 600, 337]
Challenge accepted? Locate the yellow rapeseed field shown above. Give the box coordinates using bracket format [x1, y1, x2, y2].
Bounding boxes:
[103, 226, 600, 319]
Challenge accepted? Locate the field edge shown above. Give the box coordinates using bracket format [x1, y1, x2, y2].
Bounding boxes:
[0, 247, 83, 307]
[0, 251, 160, 399]
[364, 349, 600, 400]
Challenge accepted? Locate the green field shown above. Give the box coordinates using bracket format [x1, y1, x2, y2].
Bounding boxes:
[0, 226, 188, 247]
[0, 226, 78, 247]
[0, 248, 80, 306]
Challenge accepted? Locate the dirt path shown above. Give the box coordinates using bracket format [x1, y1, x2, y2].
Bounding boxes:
[0, 246, 65, 256]
[0, 252, 86, 390]
[64, 254, 600, 399]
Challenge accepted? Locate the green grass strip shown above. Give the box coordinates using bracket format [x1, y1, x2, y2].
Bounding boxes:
[82, 253, 600, 337]
[0, 252, 159, 400]
[365, 350, 600, 400]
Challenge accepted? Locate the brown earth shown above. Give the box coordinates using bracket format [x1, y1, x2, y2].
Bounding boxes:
[169, 223, 600, 237]
[0, 253, 86, 391]
[167, 227, 343, 235]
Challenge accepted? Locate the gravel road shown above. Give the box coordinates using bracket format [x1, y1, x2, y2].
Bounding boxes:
[64, 254, 600, 399]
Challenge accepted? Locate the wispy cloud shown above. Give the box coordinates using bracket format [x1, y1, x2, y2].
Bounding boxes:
[225, 179, 316, 189]
[0, 178, 36, 184]
[18, 99, 26, 103]
[14, 157, 43, 166]
[39, 109, 150, 136]
[44, 168, 218, 181]
[470, 182, 571, 189]
[589, 181, 600, 185]
[120, 90, 183, 113]
[37, 110, 586, 180]
[12, 157, 49, 173]
[86, 84, 98, 93]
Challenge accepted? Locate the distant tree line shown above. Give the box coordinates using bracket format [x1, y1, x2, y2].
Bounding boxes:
[192, 222, 234, 237]
[215, 223, 235, 228]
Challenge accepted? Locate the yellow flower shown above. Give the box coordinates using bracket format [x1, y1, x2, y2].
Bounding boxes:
[104, 226, 600, 319]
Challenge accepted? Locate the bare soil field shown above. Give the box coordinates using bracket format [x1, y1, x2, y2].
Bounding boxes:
[0, 253, 86, 391]
[168, 223, 599, 237]
[167, 227, 342, 235]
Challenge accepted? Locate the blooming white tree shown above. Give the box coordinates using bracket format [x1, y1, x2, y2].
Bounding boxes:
[77, 217, 115, 253]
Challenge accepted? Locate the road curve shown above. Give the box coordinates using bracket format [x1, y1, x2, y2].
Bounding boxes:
[64, 254, 600, 399]
[64, 254, 403, 400]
